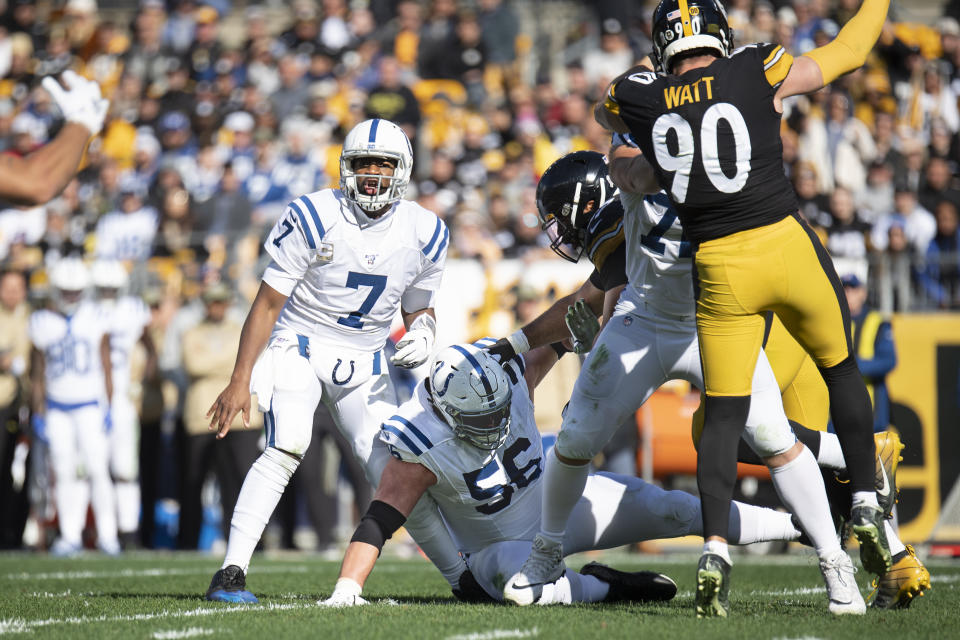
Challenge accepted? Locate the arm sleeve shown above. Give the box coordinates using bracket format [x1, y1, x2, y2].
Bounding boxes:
[588, 268, 604, 291]
[595, 244, 628, 291]
[803, 0, 889, 84]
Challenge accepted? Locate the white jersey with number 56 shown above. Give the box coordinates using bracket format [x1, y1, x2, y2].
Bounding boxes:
[263, 189, 448, 352]
[379, 353, 544, 555]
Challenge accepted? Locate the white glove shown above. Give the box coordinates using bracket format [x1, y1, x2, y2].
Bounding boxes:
[565, 298, 600, 354]
[318, 578, 368, 607]
[42, 70, 109, 136]
[390, 313, 436, 369]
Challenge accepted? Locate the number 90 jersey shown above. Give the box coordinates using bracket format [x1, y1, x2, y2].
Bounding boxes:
[379, 354, 544, 555]
[264, 189, 448, 352]
[600, 44, 797, 244]
[29, 302, 108, 405]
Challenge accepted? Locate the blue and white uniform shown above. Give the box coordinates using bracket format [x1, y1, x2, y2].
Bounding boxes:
[380, 351, 705, 602]
[99, 296, 150, 533]
[252, 187, 448, 478]
[29, 302, 118, 549]
[554, 136, 797, 464]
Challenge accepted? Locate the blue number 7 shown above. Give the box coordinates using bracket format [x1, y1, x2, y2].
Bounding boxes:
[640, 209, 692, 258]
[337, 272, 387, 329]
[272, 218, 294, 247]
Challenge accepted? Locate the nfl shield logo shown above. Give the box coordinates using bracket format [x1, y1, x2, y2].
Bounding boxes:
[364, 254, 377, 267]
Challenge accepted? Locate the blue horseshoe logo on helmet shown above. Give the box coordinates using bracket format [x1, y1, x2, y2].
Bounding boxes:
[332, 359, 356, 386]
[432, 361, 455, 397]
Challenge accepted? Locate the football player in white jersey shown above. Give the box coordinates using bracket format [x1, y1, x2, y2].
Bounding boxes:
[92, 260, 157, 547]
[320, 342, 808, 606]
[205, 119, 449, 602]
[501, 150, 868, 614]
[29, 259, 119, 555]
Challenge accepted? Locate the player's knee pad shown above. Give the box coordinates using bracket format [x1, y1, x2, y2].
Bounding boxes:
[253, 447, 301, 485]
[741, 423, 796, 459]
[110, 455, 138, 483]
[647, 488, 700, 535]
[554, 428, 600, 461]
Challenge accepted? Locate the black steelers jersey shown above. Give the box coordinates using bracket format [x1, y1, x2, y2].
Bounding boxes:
[584, 196, 627, 292]
[600, 43, 796, 244]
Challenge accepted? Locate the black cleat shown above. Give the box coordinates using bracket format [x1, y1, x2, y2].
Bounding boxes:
[580, 562, 677, 603]
[206, 565, 259, 603]
[695, 553, 731, 618]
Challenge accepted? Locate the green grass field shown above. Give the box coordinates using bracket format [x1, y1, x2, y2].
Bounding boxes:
[0, 550, 957, 639]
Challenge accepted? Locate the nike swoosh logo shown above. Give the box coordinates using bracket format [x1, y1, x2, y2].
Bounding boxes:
[508, 582, 545, 590]
[876, 464, 891, 498]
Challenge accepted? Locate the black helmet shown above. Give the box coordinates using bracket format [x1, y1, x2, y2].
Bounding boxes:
[536, 151, 612, 262]
[651, 0, 734, 74]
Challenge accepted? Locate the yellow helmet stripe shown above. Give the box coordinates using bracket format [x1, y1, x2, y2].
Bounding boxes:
[678, 0, 694, 37]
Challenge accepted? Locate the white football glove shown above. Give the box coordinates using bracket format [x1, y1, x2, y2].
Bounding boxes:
[390, 313, 436, 369]
[318, 578, 368, 607]
[42, 70, 109, 136]
[565, 298, 600, 354]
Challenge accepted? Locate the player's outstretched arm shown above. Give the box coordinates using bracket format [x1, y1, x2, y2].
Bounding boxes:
[0, 72, 108, 207]
[488, 279, 604, 362]
[321, 458, 437, 606]
[207, 281, 287, 439]
[777, 0, 890, 101]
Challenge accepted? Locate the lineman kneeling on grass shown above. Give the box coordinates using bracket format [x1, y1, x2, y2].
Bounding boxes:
[320, 338, 807, 606]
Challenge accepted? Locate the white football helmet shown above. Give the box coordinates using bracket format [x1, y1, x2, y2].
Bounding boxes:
[427, 344, 512, 451]
[339, 118, 413, 214]
[49, 258, 91, 315]
[91, 260, 129, 291]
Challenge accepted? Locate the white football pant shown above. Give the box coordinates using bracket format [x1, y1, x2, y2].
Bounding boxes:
[45, 403, 118, 547]
[555, 302, 796, 462]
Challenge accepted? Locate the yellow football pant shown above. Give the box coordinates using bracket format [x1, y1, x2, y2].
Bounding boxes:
[694, 214, 852, 398]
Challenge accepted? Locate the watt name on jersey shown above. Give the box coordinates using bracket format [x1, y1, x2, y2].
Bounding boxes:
[265, 189, 448, 352]
[379, 349, 543, 554]
[602, 43, 797, 243]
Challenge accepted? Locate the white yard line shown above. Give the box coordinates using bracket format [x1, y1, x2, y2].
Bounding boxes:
[151, 628, 215, 639]
[445, 628, 539, 640]
[0, 602, 311, 635]
[3, 566, 309, 581]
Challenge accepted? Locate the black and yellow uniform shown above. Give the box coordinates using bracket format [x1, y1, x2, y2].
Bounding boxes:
[584, 196, 627, 292]
[600, 43, 877, 537]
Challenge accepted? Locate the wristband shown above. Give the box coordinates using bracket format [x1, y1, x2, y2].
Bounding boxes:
[506, 329, 531, 355]
[550, 342, 571, 358]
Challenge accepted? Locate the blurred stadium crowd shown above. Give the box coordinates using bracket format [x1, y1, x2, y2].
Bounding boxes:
[0, 0, 959, 551]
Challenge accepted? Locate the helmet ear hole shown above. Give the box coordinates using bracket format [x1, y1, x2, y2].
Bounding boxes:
[427, 344, 514, 451]
[651, 0, 733, 73]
